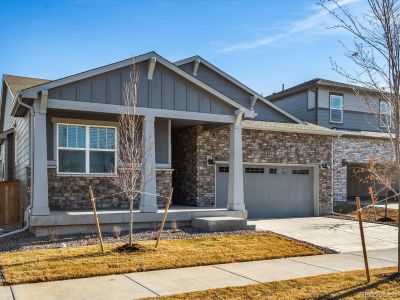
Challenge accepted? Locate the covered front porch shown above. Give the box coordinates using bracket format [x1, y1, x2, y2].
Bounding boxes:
[28, 99, 248, 235]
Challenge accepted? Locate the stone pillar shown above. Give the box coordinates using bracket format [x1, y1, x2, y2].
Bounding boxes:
[227, 122, 245, 211]
[31, 91, 50, 216]
[140, 115, 158, 212]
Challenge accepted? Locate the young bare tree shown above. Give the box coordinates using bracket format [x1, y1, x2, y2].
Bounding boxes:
[111, 63, 150, 246]
[320, 0, 400, 271]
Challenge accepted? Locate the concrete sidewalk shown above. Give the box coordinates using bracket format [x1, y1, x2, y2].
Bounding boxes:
[0, 248, 397, 300]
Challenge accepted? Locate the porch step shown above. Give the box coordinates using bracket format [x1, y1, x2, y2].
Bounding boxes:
[191, 217, 255, 232]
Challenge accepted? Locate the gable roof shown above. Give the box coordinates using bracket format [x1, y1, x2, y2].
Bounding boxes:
[266, 78, 379, 101]
[174, 55, 304, 124]
[17, 51, 254, 118]
[3, 74, 50, 97]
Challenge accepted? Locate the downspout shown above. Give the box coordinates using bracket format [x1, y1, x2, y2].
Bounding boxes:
[0, 93, 34, 238]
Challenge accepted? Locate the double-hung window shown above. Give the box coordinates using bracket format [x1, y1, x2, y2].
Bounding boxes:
[330, 93, 343, 123]
[379, 100, 391, 128]
[57, 123, 117, 175]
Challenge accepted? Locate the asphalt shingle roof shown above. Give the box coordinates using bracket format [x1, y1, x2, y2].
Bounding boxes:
[3, 74, 51, 96]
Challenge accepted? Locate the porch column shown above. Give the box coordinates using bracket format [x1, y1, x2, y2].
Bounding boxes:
[140, 115, 158, 212]
[227, 113, 245, 211]
[31, 91, 50, 216]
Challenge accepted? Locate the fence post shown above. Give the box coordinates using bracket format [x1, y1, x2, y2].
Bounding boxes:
[356, 196, 371, 283]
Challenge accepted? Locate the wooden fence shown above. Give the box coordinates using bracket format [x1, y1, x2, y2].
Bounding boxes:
[0, 180, 20, 226]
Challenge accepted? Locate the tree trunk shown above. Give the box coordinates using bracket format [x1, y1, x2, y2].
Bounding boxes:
[397, 176, 400, 273]
[129, 198, 134, 246]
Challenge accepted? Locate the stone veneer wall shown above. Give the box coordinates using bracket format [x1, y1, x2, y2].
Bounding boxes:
[172, 126, 200, 205]
[332, 135, 393, 202]
[174, 125, 334, 214]
[27, 167, 172, 210]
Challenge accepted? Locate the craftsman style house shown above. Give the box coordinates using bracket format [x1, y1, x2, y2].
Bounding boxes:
[1, 52, 336, 235]
[267, 79, 394, 202]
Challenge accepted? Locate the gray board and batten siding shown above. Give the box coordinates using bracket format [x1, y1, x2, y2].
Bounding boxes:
[178, 61, 294, 123]
[46, 110, 170, 164]
[48, 61, 235, 116]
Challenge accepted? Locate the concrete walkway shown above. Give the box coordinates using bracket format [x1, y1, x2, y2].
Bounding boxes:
[249, 217, 398, 252]
[0, 248, 397, 300]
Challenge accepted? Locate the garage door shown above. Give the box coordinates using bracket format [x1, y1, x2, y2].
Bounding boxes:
[216, 165, 315, 218]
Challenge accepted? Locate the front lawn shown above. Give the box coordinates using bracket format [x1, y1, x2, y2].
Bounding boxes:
[334, 201, 398, 226]
[150, 267, 400, 300]
[0, 232, 324, 285]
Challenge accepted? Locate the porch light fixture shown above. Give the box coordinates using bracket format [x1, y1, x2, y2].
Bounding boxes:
[207, 155, 215, 166]
[319, 160, 329, 169]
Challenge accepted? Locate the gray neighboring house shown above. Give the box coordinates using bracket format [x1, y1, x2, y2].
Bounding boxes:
[0, 53, 336, 236]
[267, 78, 394, 202]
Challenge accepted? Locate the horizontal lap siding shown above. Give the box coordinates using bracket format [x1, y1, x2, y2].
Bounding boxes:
[3, 88, 30, 206]
[48, 62, 235, 115]
[273, 91, 316, 123]
[318, 108, 381, 132]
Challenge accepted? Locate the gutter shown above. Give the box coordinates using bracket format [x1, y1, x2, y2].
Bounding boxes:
[0, 93, 34, 238]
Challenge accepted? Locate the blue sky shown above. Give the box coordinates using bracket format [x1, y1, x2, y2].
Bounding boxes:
[0, 0, 362, 95]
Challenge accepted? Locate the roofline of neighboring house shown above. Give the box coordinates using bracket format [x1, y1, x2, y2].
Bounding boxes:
[266, 78, 381, 101]
[14, 51, 255, 118]
[174, 55, 304, 124]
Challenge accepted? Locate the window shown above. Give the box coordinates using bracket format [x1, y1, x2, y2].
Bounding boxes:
[379, 100, 391, 128]
[219, 166, 229, 173]
[57, 124, 117, 174]
[292, 169, 310, 175]
[269, 168, 287, 175]
[245, 167, 265, 174]
[330, 94, 343, 123]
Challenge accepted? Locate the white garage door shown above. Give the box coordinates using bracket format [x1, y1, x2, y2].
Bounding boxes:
[216, 164, 316, 218]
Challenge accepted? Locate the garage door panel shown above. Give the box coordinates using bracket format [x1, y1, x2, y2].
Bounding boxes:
[216, 164, 315, 218]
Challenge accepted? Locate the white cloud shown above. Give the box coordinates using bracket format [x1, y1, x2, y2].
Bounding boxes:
[218, 0, 359, 53]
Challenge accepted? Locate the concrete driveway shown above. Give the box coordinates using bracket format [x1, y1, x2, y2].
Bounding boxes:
[248, 217, 398, 253]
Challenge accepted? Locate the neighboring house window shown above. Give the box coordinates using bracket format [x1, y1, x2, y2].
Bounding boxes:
[330, 93, 343, 123]
[379, 100, 391, 128]
[57, 123, 117, 174]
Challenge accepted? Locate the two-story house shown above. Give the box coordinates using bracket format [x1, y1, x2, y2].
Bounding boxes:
[267, 78, 394, 202]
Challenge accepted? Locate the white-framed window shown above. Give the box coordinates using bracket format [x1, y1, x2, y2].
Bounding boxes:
[379, 100, 392, 128]
[330, 93, 343, 123]
[56, 123, 117, 175]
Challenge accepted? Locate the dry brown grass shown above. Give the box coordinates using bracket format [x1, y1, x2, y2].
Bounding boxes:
[0, 232, 323, 285]
[334, 202, 398, 226]
[150, 267, 400, 300]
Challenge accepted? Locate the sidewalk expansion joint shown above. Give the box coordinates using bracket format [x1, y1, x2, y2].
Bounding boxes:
[286, 257, 342, 273]
[10, 286, 16, 300]
[211, 265, 262, 284]
[122, 275, 160, 297]
[347, 252, 398, 263]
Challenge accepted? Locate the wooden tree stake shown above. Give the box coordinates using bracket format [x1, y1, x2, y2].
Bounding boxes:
[89, 185, 105, 253]
[356, 197, 370, 283]
[155, 188, 174, 248]
[368, 186, 378, 221]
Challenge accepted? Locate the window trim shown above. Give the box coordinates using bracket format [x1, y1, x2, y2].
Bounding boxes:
[379, 100, 392, 128]
[56, 123, 117, 176]
[329, 92, 344, 124]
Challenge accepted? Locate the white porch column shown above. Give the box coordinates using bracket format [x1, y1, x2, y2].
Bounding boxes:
[140, 115, 158, 212]
[227, 110, 245, 211]
[31, 91, 50, 216]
